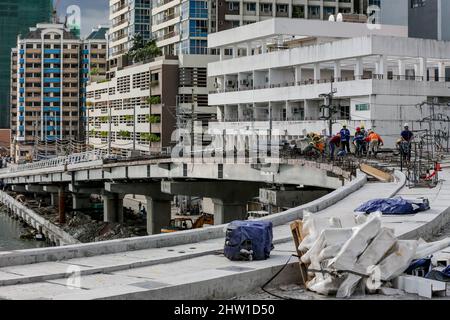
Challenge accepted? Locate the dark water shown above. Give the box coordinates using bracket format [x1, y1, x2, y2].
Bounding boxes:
[0, 209, 47, 251]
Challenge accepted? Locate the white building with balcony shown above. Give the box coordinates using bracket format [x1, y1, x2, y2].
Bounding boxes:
[207, 18, 450, 147]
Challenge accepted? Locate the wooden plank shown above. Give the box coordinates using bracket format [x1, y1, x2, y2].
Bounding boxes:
[290, 220, 308, 285]
[360, 163, 393, 182]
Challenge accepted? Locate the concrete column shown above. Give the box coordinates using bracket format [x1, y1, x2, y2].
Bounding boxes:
[295, 66, 302, 84]
[314, 63, 321, 83]
[219, 48, 224, 61]
[58, 186, 66, 225]
[233, 46, 238, 58]
[246, 42, 252, 56]
[103, 193, 124, 224]
[398, 60, 406, 80]
[438, 62, 446, 82]
[213, 199, 247, 225]
[419, 57, 427, 81]
[354, 57, 363, 79]
[378, 55, 387, 79]
[50, 193, 58, 207]
[261, 41, 267, 54]
[146, 197, 172, 235]
[334, 61, 341, 80]
[72, 194, 91, 210]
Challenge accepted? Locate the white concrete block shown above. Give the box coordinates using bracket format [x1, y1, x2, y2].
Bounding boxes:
[394, 275, 447, 299]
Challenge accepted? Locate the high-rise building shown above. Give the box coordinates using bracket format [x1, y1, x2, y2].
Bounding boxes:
[151, 0, 218, 128]
[0, 0, 53, 129]
[10, 23, 108, 161]
[108, 0, 152, 77]
[209, 0, 357, 33]
[409, 0, 450, 41]
[152, 0, 209, 56]
[357, 0, 408, 26]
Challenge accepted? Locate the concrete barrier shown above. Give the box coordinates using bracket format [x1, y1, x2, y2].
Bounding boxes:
[0, 174, 368, 268]
[0, 191, 80, 247]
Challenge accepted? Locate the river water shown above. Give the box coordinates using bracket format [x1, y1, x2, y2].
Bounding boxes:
[0, 208, 47, 251]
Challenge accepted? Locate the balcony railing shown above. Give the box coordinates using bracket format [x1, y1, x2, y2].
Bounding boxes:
[211, 74, 438, 94]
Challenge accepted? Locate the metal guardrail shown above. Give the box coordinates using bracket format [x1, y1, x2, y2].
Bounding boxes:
[0, 150, 107, 174]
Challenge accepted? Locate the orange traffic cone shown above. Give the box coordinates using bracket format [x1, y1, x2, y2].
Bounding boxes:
[435, 162, 442, 172]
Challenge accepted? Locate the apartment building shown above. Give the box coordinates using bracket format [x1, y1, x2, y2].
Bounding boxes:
[80, 27, 109, 140]
[207, 18, 450, 147]
[151, 0, 218, 125]
[108, 0, 152, 77]
[86, 57, 178, 156]
[10, 23, 108, 161]
[209, 0, 356, 33]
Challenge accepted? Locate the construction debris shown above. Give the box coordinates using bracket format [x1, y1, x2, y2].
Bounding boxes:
[291, 212, 450, 298]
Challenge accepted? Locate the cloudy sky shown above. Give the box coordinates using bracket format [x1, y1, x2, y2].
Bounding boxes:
[58, 0, 109, 36]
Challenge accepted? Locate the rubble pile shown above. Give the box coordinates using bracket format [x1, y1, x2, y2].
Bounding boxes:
[297, 212, 450, 298]
[59, 212, 143, 243]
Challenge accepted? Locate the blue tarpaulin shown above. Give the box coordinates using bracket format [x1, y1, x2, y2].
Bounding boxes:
[425, 265, 450, 282]
[224, 221, 274, 261]
[355, 197, 430, 215]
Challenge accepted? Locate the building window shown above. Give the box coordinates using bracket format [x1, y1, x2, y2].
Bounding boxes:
[292, 5, 305, 18]
[411, 0, 426, 8]
[228, 2, 239, 12]
[246, 3, 256, 11]
[260, 3, 272, 13]
[308, 5, 321, 19]
[355, 103, 370, 111]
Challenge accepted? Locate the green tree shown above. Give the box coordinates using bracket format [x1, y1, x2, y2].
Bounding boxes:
[129, 38, 162, 63]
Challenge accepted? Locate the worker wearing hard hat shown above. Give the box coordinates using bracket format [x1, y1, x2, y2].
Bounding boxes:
[401, 123, 414, 143]
[340, 124, 351, 154]
[365, 130, 384, 158]
[399, 123, 414, 161]
[353, 127, 367, 157]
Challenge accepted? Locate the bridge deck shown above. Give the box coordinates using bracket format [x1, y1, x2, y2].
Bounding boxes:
[3, 169, 446, 300]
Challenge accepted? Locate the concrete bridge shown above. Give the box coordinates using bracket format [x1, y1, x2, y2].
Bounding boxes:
[0, 151, 355, 235]
[0, 164, 449, 300]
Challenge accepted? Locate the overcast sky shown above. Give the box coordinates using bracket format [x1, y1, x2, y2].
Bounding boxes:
[58, 0, 109, 37]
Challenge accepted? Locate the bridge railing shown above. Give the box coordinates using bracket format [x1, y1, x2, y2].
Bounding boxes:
[0, 150, 107, 175]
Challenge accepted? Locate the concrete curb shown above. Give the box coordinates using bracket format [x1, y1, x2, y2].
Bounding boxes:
[0, 236, 294, 287]
[389, 170, 407, 198]
[0, 175, 368, 268]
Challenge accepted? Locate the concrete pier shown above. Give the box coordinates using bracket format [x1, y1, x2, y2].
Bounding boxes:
[146, 197, 172, 235]
[103, 192, 124, 224]
[105, 182, 172, 235]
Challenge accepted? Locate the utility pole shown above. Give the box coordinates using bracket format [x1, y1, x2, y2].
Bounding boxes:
[107, 80, 112, 156]
[149, 71, 153, 155]
[319, 79, 338, 136]
[191, 88, 195, 159]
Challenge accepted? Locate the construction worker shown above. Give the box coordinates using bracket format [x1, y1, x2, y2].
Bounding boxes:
[401, 123, 414, 143]
[360, 125, 368, 138]
[366, 130, 384, 158]
[303, 134, 324, 157]
[399, 123, 414, 161]
[329, 133, 341, 160]
[340, 125, 351, 154]
[353, 127, 366, 157]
